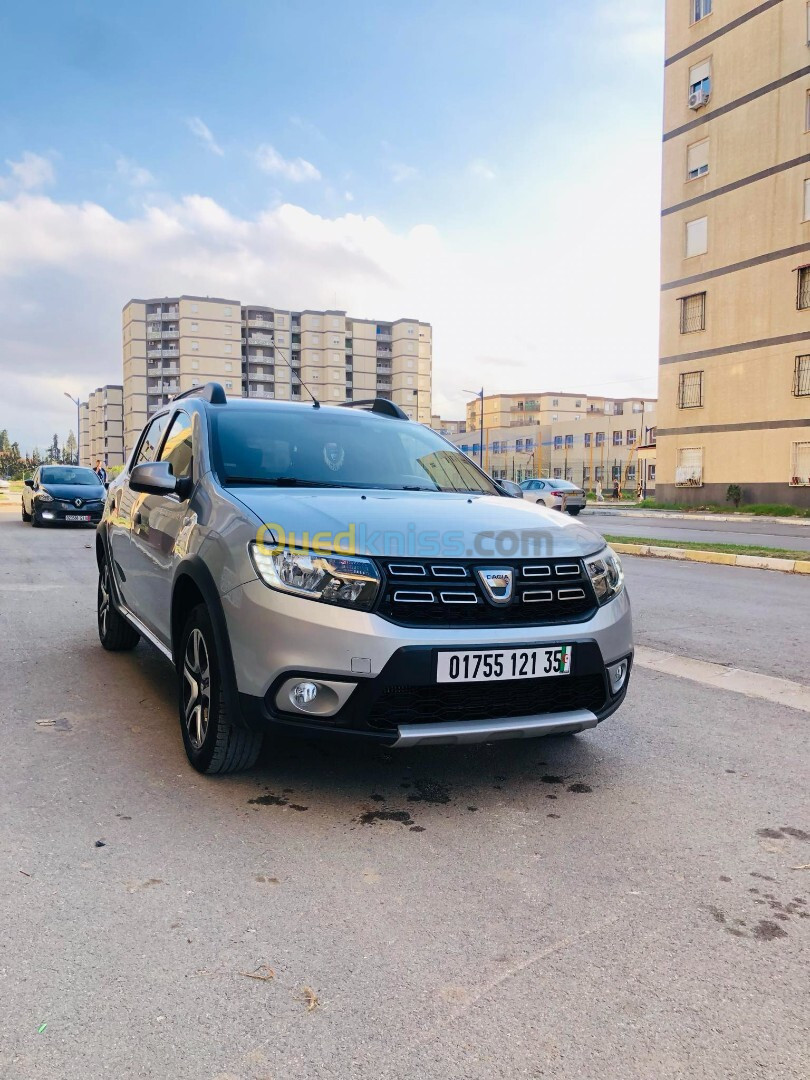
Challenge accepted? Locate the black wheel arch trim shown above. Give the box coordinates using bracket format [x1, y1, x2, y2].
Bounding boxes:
[170, 555, 245, 729]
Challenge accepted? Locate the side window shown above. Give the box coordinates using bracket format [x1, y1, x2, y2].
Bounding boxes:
[159, 411, 194, 480]
[134, 414, 170, 467]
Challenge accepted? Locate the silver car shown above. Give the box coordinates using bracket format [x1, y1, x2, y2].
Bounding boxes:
[520, 478, 587, 515]
[96, 384, 632, 774]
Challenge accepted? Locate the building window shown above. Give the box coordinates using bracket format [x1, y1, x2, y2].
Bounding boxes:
[791, 441, 810, 485]
[676, 446, 704, 486]
[648, 463, 656, 481]
[596, 432, 605, 447]
[612, 431, 623, 446]
[223, 307, 232, 317]
[224, 344, 232, 354]
[225, 381, 233, 389]
[191, 341, 199, 351]
[595, 466, 605, 483]
[794, 355, 810, 395]
[688, 59, 711, 99]
[191, 303, 199, 313]
[526, 438, 534, 451]
[804, 179, 810, 221]
[678, 370, 704, 407]
[516, 438, 524, 451]
[551, 414, 558, 421]
[584, 433, 592, 447]
[687, 138, 709, 180]
[554, 436, 563, 450]
[565, 434, 574, 448]
[575, 400, 582, 408]
[798, 266, 810, 309]
[686, 216, 708, 257]
[190, 322, 198, 331]
[692, 0, 712, 24]
[680, 292, 706, 333]
[627, 429, 637, 445]
[552, 398, 559, 407]
[492, 441, 501, 454]
[553, 467, 562, 479]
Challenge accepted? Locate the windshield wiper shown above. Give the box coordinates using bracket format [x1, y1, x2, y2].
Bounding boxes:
[224, 476, 357, 488]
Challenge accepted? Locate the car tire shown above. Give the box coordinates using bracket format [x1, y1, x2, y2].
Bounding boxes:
[567, 507, 582, 516]
[21, 502, 31, 522]
[97, 555, 140, 651]
[31, 510, 42, 527]
[177, 604, 262, 775]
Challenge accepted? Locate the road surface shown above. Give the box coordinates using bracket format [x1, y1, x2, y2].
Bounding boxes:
[582, 507, 810, 551]
[1, 504, 807, 1080]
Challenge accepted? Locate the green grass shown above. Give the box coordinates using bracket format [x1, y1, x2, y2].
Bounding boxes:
[635, 498, 810, 518]
[603, 534, 809, 561]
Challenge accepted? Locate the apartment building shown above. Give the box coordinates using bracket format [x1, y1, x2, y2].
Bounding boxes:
[122, 296, 432, 454]
[430, 415, 467, 436]
[658, 0, 810, 504]
[445, 391, 657, 490]
[78, 385, 125, 467]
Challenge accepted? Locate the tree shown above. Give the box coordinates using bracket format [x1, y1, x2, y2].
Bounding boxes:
[48, 434, 60, 464]
[0, 430, 9, 452]
[31, 447, 42, 467]
[64, 430, 77, 465]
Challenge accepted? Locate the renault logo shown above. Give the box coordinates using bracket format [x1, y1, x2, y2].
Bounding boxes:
[476, 567, 514, 605]
[74, 498, 84, 508]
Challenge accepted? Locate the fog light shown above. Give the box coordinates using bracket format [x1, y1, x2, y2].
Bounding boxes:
[290, 681, 320, 710]
[607, 659, 628, 696]
[42, 512, 55, 520]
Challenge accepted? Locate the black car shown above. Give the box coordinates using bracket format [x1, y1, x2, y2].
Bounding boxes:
[22, 466, 106, 527]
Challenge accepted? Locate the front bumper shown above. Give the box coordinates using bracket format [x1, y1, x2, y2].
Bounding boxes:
[35, 503, 104, 524]
[226, 578, 633, 746]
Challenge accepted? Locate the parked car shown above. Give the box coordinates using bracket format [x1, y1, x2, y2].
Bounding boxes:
[96, 383, 632, 774]
[0, 478, 10, 491]
[22, 466, 107, 526]
[520, 477, 586, 515]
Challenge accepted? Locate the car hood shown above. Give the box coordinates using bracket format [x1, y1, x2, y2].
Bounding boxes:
[41, 484, 106, 500]
[228, 487, 606, 559]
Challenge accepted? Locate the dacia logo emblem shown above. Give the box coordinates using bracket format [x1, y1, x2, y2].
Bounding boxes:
[476, 567, 514, 605]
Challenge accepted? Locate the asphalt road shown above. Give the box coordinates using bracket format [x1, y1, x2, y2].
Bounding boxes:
[582, 508, 810, 552]
[1, 505, 808, 1080]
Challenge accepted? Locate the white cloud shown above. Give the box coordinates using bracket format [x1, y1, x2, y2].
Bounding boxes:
[0, 129, 660, 447]
[344, 191, 354, 202]
[596, 1, 664, 60]
[186, 117, 224, 156]
[115, 156, 155, 188]
[388, 162, 419, 184]
[1, 152, 55, 192]
[468, 159, 496, 181]
[255, 144, 321, 182]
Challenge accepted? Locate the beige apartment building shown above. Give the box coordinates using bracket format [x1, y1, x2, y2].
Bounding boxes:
[79, 385, 124, 467]
[442, 391, 657, 491]
[122, 296, 432, 454]
[658, 0, 810, 504]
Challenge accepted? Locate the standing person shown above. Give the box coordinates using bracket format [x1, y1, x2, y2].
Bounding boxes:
[94, 459, 108, 485]
[612, 479, 620, 501]
[595, 480, 604, 503]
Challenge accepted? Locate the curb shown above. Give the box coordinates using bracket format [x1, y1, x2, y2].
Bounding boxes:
[611, 542, 810, 576]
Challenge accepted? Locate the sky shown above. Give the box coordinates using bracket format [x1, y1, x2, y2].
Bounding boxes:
[0, 0, 665, 451]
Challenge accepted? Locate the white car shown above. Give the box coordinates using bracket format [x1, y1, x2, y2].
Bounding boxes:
[519, 478, 586, 515]
[0, 478, 10, 490]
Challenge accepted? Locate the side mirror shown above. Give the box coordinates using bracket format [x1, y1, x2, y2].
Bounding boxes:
[498, 480, 524, 498]
[24, 479, 35, 489]
[130, 460, 183, 496]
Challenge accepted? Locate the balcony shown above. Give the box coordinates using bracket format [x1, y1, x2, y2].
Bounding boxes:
[376, 331, 392, 342]
[248, 318, 274, 329]
[147, 329, 161, 340]
[163, 381, 179, 394]
[162, 330, 179, 340]
[376, 347, 392, 358]
[376, 365, 391, 375]
[147, 349, 162, 359]
[249, 371, 274, 383]
[291, 341, 301, 351]
[250, 389, 275, 399]
[163, 365, 179, 375]
[249, 332, 274, 346]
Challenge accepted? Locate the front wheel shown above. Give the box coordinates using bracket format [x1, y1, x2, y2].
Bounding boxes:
[98, 556, 140, 651]
[178, 604, 262, 775]
[567, 507, 582, 516]
[21, 502, 31, 522]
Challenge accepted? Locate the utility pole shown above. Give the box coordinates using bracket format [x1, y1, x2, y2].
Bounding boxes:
[64, 393, 81, 465]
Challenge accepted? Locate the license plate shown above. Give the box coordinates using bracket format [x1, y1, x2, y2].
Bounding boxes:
[437, 646, 572, 683]
[65, 514, 91, 521]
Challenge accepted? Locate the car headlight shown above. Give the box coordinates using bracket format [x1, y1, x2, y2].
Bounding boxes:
[249, 542, 380, 611]
[584, 545, 624, 605]
[35, 491, 53, 502]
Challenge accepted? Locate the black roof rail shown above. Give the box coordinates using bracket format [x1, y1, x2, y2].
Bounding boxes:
[171, 381, 227, 405]
[339, 397, 409, 420]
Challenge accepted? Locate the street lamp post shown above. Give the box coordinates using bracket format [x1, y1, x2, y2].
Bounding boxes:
[64, 393, 81, 466]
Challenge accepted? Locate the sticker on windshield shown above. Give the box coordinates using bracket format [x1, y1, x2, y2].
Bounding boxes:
[323, 442, 345, 472]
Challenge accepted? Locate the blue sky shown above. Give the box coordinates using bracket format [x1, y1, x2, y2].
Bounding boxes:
[0, 0, 665, 449]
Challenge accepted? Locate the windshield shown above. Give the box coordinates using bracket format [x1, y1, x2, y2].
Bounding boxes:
[40, 467, 102, 487]
[210, 407, 501, 495]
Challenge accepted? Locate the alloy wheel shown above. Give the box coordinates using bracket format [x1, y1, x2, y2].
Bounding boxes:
[98, 563, 111, 637]
[183, 628, 211, 750]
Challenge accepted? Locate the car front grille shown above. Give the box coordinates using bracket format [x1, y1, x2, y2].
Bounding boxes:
[375, 559, 598, 627]
[367, 673, 607, 730]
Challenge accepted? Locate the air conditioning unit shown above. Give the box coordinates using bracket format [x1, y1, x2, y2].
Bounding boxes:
[689, 89, 710, 110]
